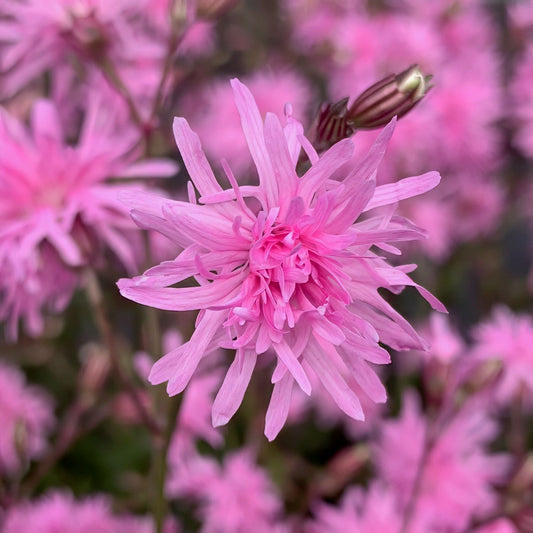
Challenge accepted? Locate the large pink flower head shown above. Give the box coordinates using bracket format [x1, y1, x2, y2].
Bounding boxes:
[0, 98, 176, 339]
[118, 79, 444, 440]
[0, 361, 54, 475]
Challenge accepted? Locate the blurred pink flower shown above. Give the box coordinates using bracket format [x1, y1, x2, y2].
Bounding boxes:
[178, 68, 312, 175]
[3, 491, 178, 533]
[471, 306, 533, 405]
[0, 0, 159, 97]
[170, 449, 285, 533]
[178, 21, 215, 57]
[421, 313, 465, 364]
[285, 0, 503, 259]
[306, 482, 403, 533]
[0, 362, 54, 475]
[0, 98, 177, 339]
[375, 392, 510, 532]
[118, 78, 444, 440]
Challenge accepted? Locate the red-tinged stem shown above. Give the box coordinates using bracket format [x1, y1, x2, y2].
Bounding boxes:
[83, 268, 162, 436]
[20, 401, 110, 497]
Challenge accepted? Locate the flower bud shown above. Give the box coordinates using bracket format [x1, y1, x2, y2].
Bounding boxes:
[313, 97, 355, 152]
[78, 343, 110, 407]
[312, 65, 432, 152]
[14, 419, 29, 466]
[347, 64, 433, 130]
[197, 0, 239, 19]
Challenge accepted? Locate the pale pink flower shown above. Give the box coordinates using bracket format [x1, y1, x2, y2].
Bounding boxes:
[306, 482, 403, 533]
[471, 306, 533, 405]
[0, 98, 177, 339]
[118, 78, 444, 440]
[178, 68, 312, 176]
[375, 392, 510, 532]
[0, 361, 54, 475]
[2, 491, 178, 533]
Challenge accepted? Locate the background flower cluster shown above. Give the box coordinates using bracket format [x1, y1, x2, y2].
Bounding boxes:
[1, 0, 532, 532]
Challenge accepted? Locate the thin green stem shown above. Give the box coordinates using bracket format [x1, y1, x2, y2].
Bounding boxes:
[153, 394, 183, 533]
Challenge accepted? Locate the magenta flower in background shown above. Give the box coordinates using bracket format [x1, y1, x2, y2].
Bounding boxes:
[0, 362, 54, 475]
[0, 0, 162, 99]
[169, 449, 285, 533]
[471, 306, 533, 406]
[0, 98, 177, 339]
[306, 482, 403, 533]
[178, 68, 312, 176]
[2, 490, 179, 533]
[118, 78, 444, 440]
[374, 392, 510, 532]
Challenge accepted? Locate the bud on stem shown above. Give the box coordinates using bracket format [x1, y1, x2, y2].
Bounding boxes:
[348, 64, 433, 129]
[313, 64, 432, 151]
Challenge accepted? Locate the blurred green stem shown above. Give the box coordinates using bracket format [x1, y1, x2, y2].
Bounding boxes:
[153, 393, 183, 533]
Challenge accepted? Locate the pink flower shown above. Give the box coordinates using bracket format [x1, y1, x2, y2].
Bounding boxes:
[471, 306, 533, 405]
[118, 78, 444, 440]
[169, 449, 284, 533]
[0, 0, 165, 100]
[374, 392, 510, 532]
[178, 68, 311, 175]
[0, 362, 54, 475]
[306, 482, 403, 533]
[421, 313, 465, 364]
[3, 490, 179, 533]
[0, 98, 177, 339]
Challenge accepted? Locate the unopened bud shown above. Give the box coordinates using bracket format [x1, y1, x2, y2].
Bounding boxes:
[78, 343, 110, 406]
[313, 97, 355, 152]
[315, 444, 370, 497]
[14, 419, 28, 465]
[462, 359, 503, 395]
[312, 65, 432, 152]
[347, 64, 433, 130]
[509, 455, 533, 494]
[171, 0, 189, 27]
[197, 0, 239, 19]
